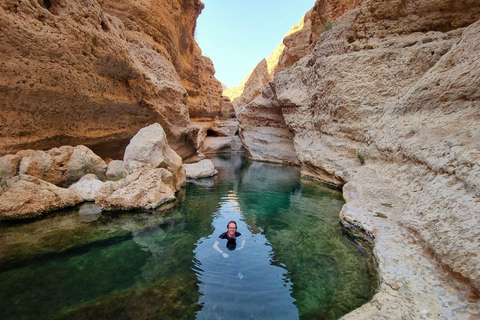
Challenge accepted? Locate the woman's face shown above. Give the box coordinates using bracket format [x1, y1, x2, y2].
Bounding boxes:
[227, 223, 236, 237]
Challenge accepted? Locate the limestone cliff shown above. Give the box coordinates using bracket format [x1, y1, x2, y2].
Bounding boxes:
[237, 0, 480, 318]
[0, 0, 224, 159]
[224, 0, 368, 111]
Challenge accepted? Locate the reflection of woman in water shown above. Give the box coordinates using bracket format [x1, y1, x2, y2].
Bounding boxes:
[213, 220, 245, 258]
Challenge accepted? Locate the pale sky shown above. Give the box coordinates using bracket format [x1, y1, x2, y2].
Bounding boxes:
[196, 0, 315, 88]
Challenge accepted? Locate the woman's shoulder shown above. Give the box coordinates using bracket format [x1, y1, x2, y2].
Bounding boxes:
[219, 232, 228, 239]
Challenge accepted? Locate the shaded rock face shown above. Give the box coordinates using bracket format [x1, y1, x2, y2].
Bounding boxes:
[236, 0, 480, 318]
[237, 84, 298, 165]
[0, 0, 223, 160]
[190, 119, 243, 157]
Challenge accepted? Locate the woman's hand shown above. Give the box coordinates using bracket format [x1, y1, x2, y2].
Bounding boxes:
[222, 252, 229, 258]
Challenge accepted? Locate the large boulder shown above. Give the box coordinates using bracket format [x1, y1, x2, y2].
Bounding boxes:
[123, 123, 185, 189]
[1, 145, 107, 186]
[184, 159, 218, 179]
[65, 145, 108, 183]
[0, 154, 21, 178]
[105, 160, 125, 180]
[95, 168, 176, 211]
[16, 147, 74, 185]
[68, 174, 105, 201]
[0, 174, 83, 220]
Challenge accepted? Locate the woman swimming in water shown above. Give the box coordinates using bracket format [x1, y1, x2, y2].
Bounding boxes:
[213, 220, 245, 258]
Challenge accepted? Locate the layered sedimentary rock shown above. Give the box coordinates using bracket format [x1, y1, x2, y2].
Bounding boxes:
[237, 0, 480, 318]
[0, 0, 224, 159]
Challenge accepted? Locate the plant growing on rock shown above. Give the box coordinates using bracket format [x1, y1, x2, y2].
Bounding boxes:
[0, 174, 9, 192]
[357, 152, 365, 165]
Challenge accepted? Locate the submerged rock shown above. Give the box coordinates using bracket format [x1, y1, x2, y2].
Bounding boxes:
[0, 175, 83, 220]
[184, 159, 218, 179]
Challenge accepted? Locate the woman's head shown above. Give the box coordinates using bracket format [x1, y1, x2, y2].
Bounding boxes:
[227, 220, 237, 230]
[227, 220, 237, 237]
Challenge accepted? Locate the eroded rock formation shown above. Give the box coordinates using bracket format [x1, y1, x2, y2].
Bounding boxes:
[224, 0, 368, 111]
[0, 0, 224, 160]
[236, 0, 480, 318]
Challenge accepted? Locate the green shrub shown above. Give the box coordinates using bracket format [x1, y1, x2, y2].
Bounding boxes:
[357, 152, 365, 165]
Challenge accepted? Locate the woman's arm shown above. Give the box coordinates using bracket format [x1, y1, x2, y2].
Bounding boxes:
[213, 240, 229, 258]
[236, 238, 246, 250]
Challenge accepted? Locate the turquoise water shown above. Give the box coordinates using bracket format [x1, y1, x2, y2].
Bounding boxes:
[0, 155, 375, 320]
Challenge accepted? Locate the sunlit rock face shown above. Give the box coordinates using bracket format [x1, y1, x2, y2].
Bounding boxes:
[0, 175, 83, 220]
[237, 0, 480, 318]
[224, 0, 368, 110]
[0, 0, 223, 160]
[230, 0, 368, 166]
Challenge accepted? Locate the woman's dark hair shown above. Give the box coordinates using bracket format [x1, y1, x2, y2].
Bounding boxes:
[227, 220, 237, 229]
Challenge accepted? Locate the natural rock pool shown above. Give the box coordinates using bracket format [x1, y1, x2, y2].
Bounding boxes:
[0, 155, 376, 320]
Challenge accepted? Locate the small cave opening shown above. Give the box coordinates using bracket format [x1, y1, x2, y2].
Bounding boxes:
[101, 21, 109, 32]
[37, 0, 61, 15]
[206, 129, 220, 137]
[43, 0, 52, 9]
[234, 129, 239, 136]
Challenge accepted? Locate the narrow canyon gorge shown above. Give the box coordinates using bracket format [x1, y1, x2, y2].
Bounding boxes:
[1, 0, 479, 319]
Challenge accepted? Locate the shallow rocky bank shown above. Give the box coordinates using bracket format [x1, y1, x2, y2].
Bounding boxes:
[0, 123, 188, 219]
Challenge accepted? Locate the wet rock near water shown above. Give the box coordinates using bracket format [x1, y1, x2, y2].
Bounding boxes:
[95, 168, 177, 211]
[184, 159, 218, 179]
[0, 175, 83, 221]
[0, 123, 187, 219]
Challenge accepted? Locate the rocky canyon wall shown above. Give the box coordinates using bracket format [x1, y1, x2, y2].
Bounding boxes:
[237, 0, 480, 318]
[0, 0, 224, 160]
[224, 0, 368, 111]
